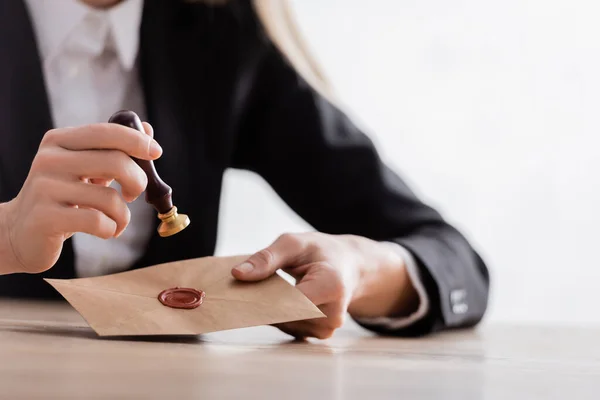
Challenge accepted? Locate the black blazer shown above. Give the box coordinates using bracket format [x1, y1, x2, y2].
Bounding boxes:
[0, 0, 489, 336]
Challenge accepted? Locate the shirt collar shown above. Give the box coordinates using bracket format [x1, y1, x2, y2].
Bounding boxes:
[24, 0, 144, 70]
[108, 0, 144, 70]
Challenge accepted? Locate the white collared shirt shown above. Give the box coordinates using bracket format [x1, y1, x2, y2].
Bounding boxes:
[24, 0, 154, 278]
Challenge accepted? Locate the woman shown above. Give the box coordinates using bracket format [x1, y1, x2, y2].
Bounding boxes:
[0, 0, 489, 338]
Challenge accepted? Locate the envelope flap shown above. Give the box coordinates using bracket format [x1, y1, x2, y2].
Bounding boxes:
[45, 279, 158, 333]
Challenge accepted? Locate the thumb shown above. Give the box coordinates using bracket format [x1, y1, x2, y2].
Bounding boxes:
[232, 234, 306, 281]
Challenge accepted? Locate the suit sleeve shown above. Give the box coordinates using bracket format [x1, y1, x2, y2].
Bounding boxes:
[231, 36, 490, 336]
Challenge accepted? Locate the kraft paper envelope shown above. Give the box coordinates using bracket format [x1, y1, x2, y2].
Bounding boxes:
[44, 256, 325, 336]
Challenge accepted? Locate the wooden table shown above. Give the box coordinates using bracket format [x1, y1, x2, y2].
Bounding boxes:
[1, 300, 599, 399]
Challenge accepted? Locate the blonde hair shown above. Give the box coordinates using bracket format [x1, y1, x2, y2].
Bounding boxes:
[252, 0, 336, 103]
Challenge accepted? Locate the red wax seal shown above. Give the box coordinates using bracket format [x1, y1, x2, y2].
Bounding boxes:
[158, 287, 205, 309]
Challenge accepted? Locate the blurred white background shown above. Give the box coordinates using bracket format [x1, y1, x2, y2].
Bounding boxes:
[216, 0, 600, 326]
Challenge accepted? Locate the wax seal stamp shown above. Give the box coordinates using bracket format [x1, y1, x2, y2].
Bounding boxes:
[158, 287, 206, 309]
[108, 110, 190, 237]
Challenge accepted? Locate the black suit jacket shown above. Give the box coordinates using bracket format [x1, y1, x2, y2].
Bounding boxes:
[0, 0, 489, 336]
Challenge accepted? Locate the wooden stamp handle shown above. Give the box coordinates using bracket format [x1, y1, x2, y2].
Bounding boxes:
[108, 110, 173, 214]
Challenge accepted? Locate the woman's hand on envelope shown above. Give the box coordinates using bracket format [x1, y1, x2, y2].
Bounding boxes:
[231, 232, 419, 339]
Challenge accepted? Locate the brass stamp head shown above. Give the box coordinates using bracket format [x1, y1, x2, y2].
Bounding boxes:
[157, 207, 190, 237]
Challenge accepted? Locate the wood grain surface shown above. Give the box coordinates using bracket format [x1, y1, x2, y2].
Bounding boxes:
[1, 300, 599, 399]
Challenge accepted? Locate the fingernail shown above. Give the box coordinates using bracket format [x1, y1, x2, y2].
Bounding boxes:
[234, 262, 254, 274]
[149, 139, 162, 158]
[144, 122, 154, 137]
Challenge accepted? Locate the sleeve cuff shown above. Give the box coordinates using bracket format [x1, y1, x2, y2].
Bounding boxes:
[353, 242, 430, 330]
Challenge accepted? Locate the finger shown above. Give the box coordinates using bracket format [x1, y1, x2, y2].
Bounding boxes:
[90, 178, 113, 187]
[142, 122, 154, 138]
[273, 321, 335, 340]
[274, 300, 344, 339]
[48, 205, 118, 239]
[295, 263, 347, 306]
[46, 149, 147, 202]
[273, 322, 313, 339]
[49, 180, 131, 237]
[41, 123, 162, 160]
[232, 233, 309, 281]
